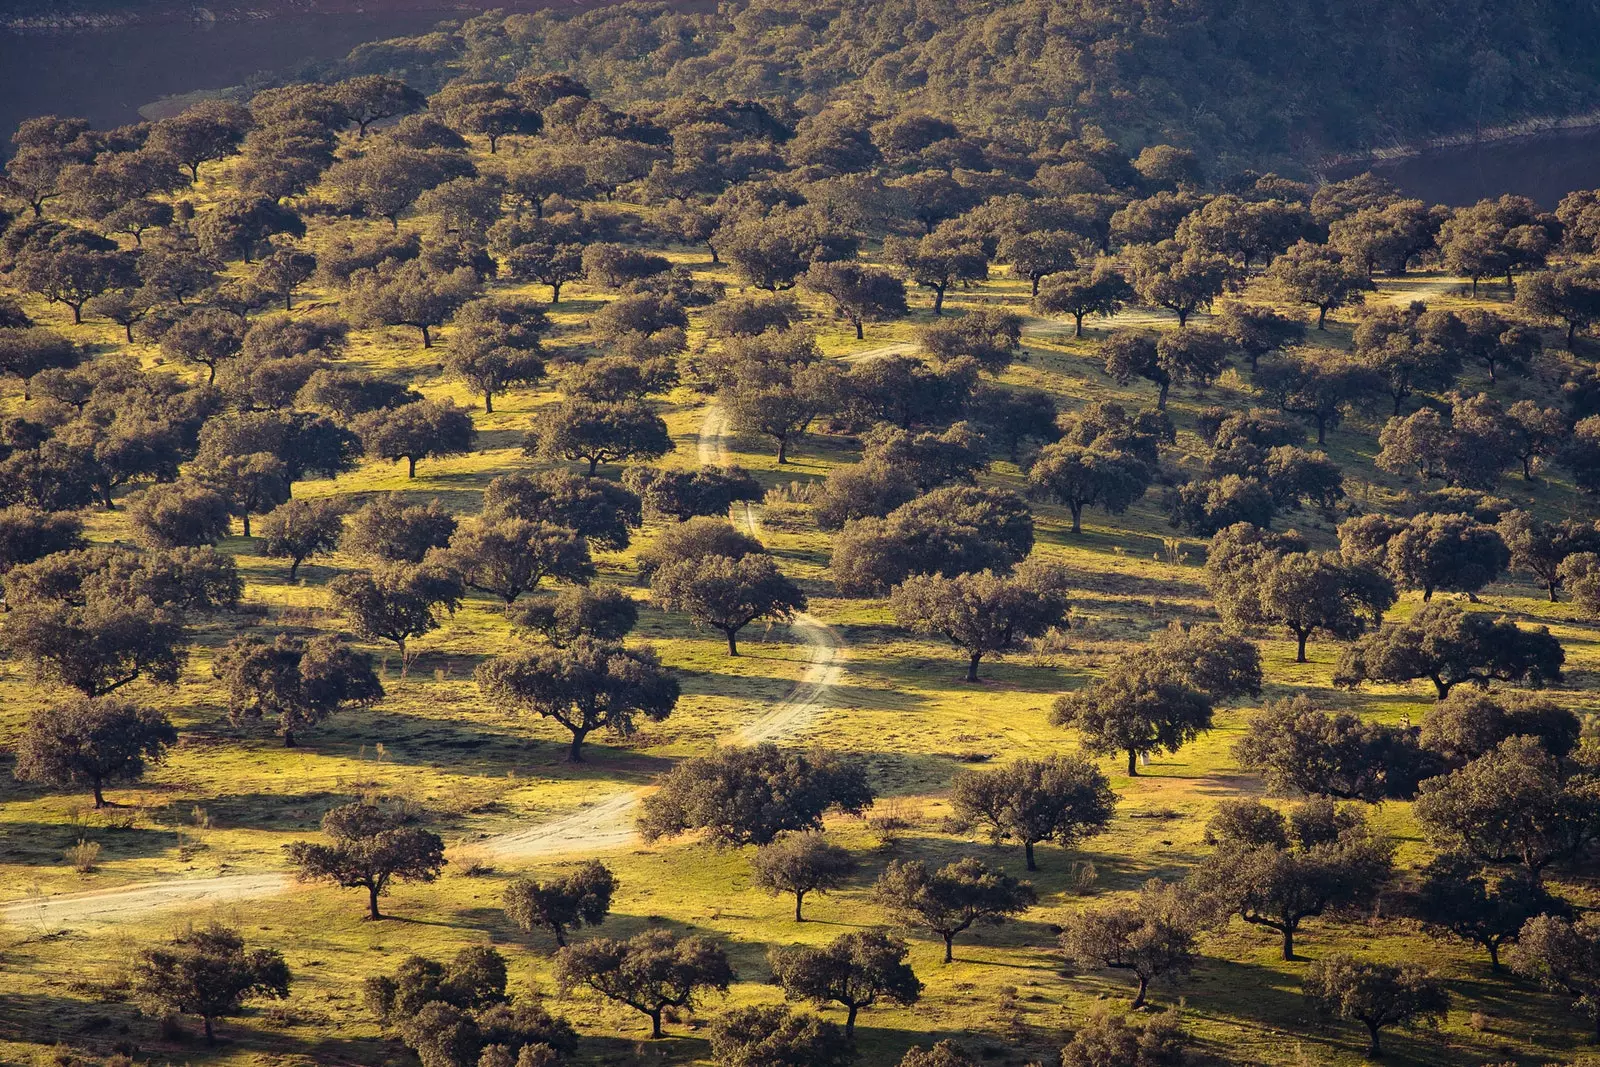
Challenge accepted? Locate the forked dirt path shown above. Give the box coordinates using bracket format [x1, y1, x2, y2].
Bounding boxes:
[2, 397, 847, 926]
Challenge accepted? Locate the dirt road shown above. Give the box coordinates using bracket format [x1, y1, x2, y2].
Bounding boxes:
[2, 396, 848, 923]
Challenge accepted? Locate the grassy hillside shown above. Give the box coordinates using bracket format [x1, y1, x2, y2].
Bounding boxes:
[2, 154, 1600, 1067]
[331, 0, 1600, 169]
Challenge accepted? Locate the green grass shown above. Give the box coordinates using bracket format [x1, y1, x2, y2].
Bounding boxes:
[3, 154, 1600, 1067]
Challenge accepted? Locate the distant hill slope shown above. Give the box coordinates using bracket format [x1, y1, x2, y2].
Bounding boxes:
[340, 0, 1600, 169]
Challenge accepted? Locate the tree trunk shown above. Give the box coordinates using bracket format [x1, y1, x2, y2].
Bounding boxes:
[1073, 312, 1085, 337]
[241, 512, 252, 539]
[1365, 1021, 1382, 1057]
[407, 456, 418, 478]
[553, 924, 567, 948]
[942, 933, 954, 964]
[965, 652, 981, 683]
[484, 392, 493, 414]
[1281, 926, 1295, 960]
[368, 884, 383, 921]
[1422, 585, 1433, 602]
[706, 241, 719, 264]
[1175, 309, 1189, 328]
[204, 1016, 215, 1044]
[285, 293, 293, 311]
[1070, 502, 1083, 533]
[1132, 975, 1149, 1010]
[420, 325, 432, 348]
[1156, 380, 1169, 410]
[567, 729, 589, 762]
[1031, 276, 1040, 297]
[776, 438, 788, 464]
[1024, 840, 1036, 871]
[1127, 750, 1139, 777]
[289, 558, 302, 581]
[649, 1009, 664, 1039]
[1317, 306, 1329, 330]
[551, 282, 563, 303]
[794, 890, 806, 922]
[1295, 630, 1309, 663]
[1569, 321, 1579, 349]
[125, 323, 135, 343]
[92, 779, 106, 808]
[932, 284, 946, 315]
[283, 729, 297, 747]
[1549, 582, 1560, 602]
[1315, 415, 1328, 445]
[1432, 676, 1451, 700]
[845, 1004, 859, 1037]
[587, 456, 600, 476]
[1487, 941, 1501, 973]
[726, 628, 740, 656]
[854, 321, 864, 340]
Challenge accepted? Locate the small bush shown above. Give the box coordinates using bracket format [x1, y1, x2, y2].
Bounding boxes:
[445, 844, 494, 877]
[64, 840, 101, 874]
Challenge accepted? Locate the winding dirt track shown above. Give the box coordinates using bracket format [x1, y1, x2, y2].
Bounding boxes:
[1, 398, 847, 926]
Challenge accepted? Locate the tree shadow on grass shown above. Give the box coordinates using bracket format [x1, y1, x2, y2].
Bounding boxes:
[848, 1023, 1028, 1067]
[1178, 954, 1513, 1066]
[0, 819, 184, 867]
[289, 705, 677, 783]
[191, 790, 358, 833]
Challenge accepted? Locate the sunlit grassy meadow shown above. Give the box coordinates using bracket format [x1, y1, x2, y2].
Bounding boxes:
[3, 156, 1600, 1067]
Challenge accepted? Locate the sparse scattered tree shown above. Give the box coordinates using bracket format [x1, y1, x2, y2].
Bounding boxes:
[1052, 669, 1214, 777]
[132, 923, 290, 1044]
[750, 832, 858, 922]
[354, 398, 477, 478]
[214, 632, 382, 745]
[13, 696, 177, 807]
[503, 861, 617, 948]
[639, 743, 873, 846]
[526, 399, 672, 475]
[445, 516, 594, 604]
[256, 498, 344, 579]
[476, 638, 678, 761]
[651, 552, 806, 655]
[286, 801, 446, 920]
[1060, 880, 1199, 1008]
[555, 929, 734, 1038]
[1413, 737, 1599, 874]
[1234, 695, 1434, 802]
[1410, 852, 1569, 972]
[769, 930, 922, 1035]
[873, 856, 1036, 963]
[1302, 955, 1449, 1058]
[1189, 799, 1393, 960]
[951, 755, 1115, 870]
[327, 562, 464, 656]
[1508, 915, 1600, 1043]
[1335, 602, 1564, 699]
